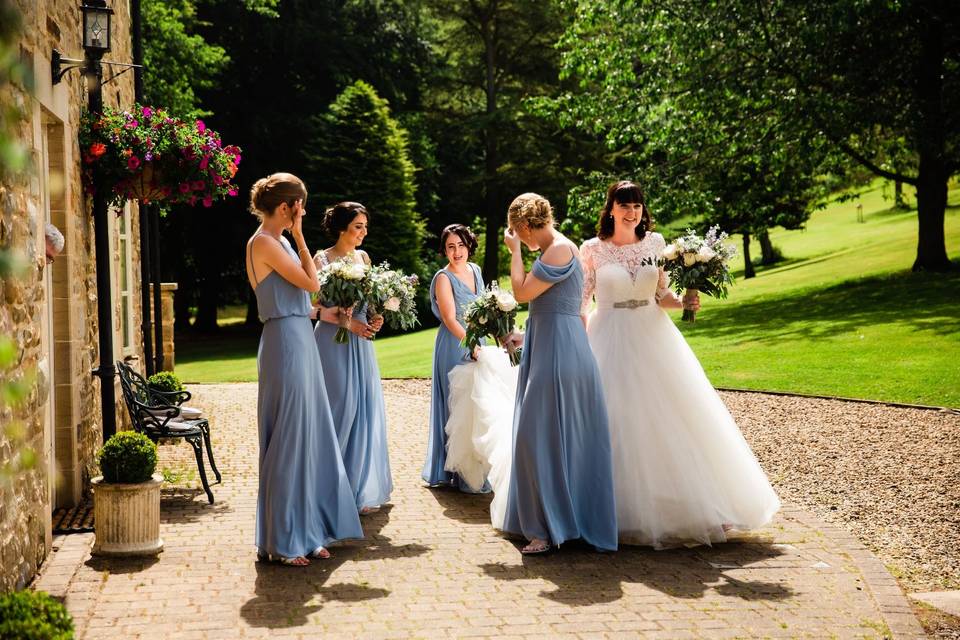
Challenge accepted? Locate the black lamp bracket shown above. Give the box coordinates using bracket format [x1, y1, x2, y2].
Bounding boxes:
[52, 49, 143, 86]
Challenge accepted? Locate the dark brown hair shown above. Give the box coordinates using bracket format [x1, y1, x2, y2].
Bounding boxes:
[439, 224, 478, 257]
[249, 172, 307, 219]
[598, 180, 653, 241]
[322, 201, 369, 237]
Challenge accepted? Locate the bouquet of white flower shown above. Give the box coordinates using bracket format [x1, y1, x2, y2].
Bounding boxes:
[316, 258, 369, 343]
[462, 284, 522, 366]
[661, 226, 737, 322]
[363, 262, 420, 334]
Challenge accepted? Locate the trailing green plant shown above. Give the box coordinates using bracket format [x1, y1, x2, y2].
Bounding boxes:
[97, 432, 158, 484]
[147, 371, 183, 393]
[0, 589, 74, 640]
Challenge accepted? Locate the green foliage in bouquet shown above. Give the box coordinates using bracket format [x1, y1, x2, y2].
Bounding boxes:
[0, 590, 74, 640]
[662, 226, 737, 321]
[317, 257, 369, 344]
[78, 104, 241, 210]
[146, 371, 184, 393]
[462, 285, 522, 366]
[97, 431, 158, 484]
[364, 263, 419, 333]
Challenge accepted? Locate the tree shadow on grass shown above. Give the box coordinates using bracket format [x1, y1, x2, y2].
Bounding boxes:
[688, 270, 960, 343]
[480, 540, 794, 606]
[239, 504, 427, 629]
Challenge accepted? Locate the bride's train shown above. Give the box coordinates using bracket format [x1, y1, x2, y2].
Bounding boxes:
[443, 347, 517, 529]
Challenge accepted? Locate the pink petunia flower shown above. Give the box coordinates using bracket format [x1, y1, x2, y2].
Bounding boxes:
[192, 180, 206, 191]
[127, 156, 141, 171]
[142, 107, 153, 119]
[199, 155, 209, 170]
[202, 196, 213, 208]
[227, 188, 238, 197]
[196, 120, 206, 133]
[179, 182, 191, 194]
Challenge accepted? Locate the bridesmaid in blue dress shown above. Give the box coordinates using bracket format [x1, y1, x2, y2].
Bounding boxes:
[422, 224, 489, 491]
[244, 173, 363, 566]
[500, 193, 618, 554]
[312, 202, 393, 514]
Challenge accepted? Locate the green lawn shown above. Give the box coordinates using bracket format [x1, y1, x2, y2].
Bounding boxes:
[177, 180, 960, 406]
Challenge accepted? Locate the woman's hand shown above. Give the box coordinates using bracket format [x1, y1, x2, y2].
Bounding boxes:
[501, 330, 524, 352]
[503, 227, 522, 254]
[318, 306, 340, 324]
[682, 290, 701, 311]
[369, 314, 385, 332]
[289, 199, 305, 239]
[350, 318, 375, 339]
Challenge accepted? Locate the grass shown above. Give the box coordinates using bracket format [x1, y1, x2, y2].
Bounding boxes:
[176, 180, 960, 407]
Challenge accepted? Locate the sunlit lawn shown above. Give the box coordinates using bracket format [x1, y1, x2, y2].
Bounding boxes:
[177, 180, 960, 406]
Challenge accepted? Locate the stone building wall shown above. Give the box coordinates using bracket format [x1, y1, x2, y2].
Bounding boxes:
[0, 0, 141, 591]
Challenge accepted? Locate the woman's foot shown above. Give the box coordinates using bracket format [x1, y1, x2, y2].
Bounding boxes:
[258, 552, 310, 566]
[359, 506, 381, 515]
[309, 546, 331, 560]
[521, 538, 551, 555]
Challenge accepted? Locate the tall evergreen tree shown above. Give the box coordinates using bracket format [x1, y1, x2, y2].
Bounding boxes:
[304, 80, 426, 278]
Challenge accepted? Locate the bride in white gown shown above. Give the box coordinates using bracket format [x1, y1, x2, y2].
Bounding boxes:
[581, 180, 780, 547]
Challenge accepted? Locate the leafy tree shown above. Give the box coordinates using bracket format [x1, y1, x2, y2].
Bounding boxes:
[557, 0, 957, 272]
[304, 80, 426, 278]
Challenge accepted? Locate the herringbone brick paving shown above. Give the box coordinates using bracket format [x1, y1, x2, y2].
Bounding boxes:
[34, 380, 925, 639]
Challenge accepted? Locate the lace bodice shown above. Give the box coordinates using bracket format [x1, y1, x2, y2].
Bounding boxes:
[580, 233, 672, 314]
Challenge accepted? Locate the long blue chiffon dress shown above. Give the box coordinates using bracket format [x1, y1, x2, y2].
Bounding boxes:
[252, 236, 363, 558]
[502, 257, 618, 551]
[422, 262, 489, 491]
[314, 251, 393, 511]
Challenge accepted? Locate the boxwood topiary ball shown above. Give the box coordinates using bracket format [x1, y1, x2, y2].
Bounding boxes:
[0, 589, 74, 640]
[97, 431, 158, 484]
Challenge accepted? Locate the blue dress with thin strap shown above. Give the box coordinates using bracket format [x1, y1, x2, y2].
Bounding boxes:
[251, 236, 363, 557]
[422, 263, 489, 491]
[314, 252, 393, 511]
[502, 257, 618, 551]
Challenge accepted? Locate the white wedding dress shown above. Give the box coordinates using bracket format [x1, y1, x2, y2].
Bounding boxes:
[581, 233, 780, 547]
[444, 347, 517, 529]
[443, 233, 780, 545]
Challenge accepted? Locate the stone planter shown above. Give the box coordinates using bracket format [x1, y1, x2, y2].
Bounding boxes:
[91, 473, 164, 556]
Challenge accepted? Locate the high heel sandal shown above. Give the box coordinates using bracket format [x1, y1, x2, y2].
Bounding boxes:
[258, 551, 310, 566]
[309, 546, 331, 559]
[521, 538, 552, 555]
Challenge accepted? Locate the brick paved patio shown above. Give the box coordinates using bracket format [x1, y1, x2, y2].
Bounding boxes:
[33, 381, 925, 639]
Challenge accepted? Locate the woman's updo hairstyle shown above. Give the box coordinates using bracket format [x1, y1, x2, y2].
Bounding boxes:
[507, 193, 554, 230]
[438, 224, 478, 257]
[249, 172, 307, 219]
[598, 180, 653, 241]
[322, 201, 368, 237]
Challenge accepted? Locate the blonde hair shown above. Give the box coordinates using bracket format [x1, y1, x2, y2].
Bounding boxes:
[507, 192, 554, 230]
[249, 172, 307, 219]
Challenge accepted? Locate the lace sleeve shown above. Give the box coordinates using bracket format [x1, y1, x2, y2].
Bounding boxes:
[651, 234, 672, 301]
[580, 239, 597, 315]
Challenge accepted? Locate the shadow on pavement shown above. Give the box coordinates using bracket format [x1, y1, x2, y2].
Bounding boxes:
[239, 504, 427, 629]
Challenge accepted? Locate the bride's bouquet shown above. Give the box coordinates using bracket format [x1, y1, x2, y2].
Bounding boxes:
[316, 258, 369, 343]
[462, 284, 522, 366]
[363, 263, 420, 334]
[661, 226, 736, 322]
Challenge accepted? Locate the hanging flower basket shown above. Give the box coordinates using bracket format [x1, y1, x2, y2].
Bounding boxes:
[79, 104, 242, 210]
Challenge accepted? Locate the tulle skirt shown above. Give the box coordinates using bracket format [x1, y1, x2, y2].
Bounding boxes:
[587, 303, 781, 547]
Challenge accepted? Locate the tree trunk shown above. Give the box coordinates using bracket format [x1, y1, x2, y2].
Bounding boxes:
[911, 5, 952, 271]
[742, 232, 755, 279]
[894, 180, 906, 209]
[758, 228, 779, 265]
[480, 4, 501, 284]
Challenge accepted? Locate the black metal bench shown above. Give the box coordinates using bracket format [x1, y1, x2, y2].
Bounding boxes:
[116, 361, 221, 503]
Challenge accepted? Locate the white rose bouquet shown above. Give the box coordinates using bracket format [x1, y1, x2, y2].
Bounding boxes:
[661, 226, 737, 322]
[363, 262, 420, 334]
[316, 258, 370, 343]
[462, 283, 522, 366]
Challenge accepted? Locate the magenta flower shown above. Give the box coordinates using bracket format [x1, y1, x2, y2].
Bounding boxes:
[213, 175, 223, 186]
[127, 155, 141, 171]
[142, 107, 153, 119]
[228, 188, 238, 197]
[202, 196, 213, 208]
[233, 154, 242, 166]
[179, 182, 191, 194]
[196, 120, 206, 133]
[188, 196, 198, 206]
[192, 180, 206, 191]
[199, 155, 209, 170]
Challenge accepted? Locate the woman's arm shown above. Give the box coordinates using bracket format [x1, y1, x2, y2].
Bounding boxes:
[252, 235, 320, 293]
[434, 273, 466, 341]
